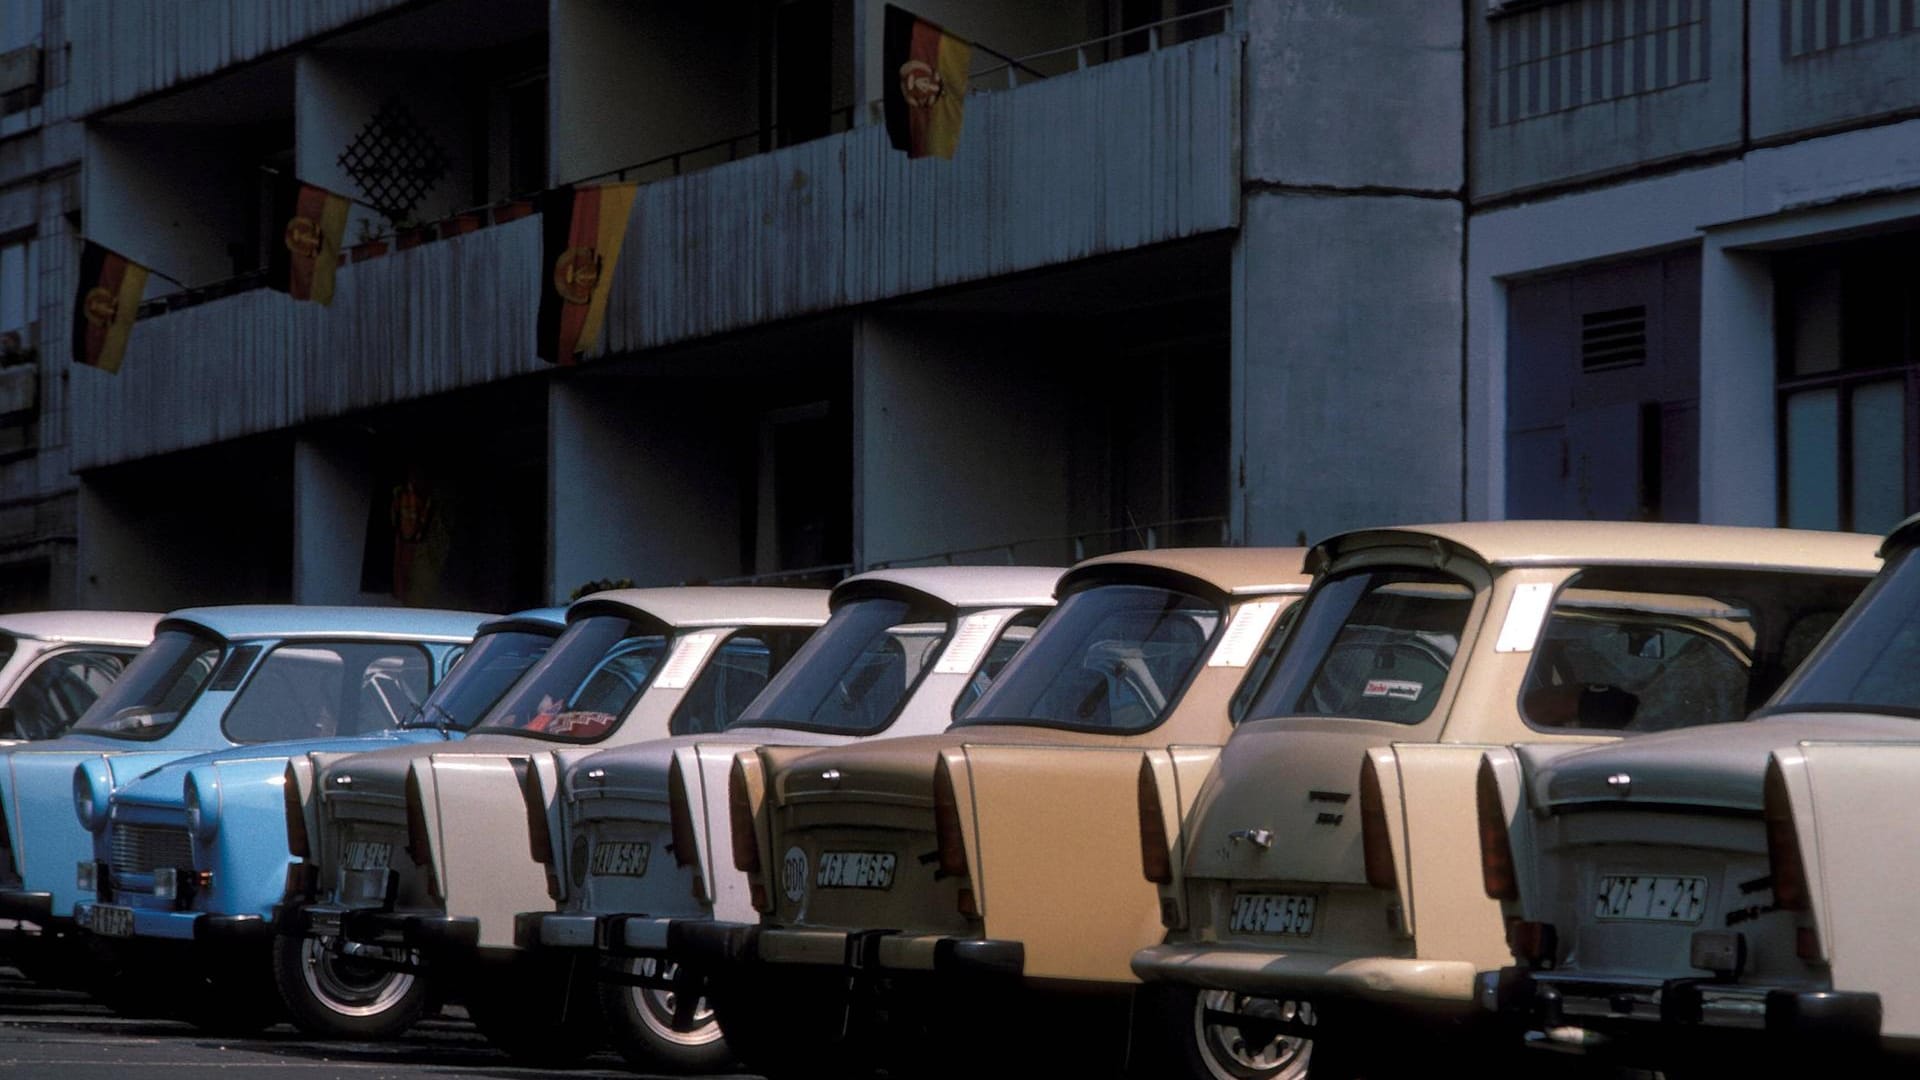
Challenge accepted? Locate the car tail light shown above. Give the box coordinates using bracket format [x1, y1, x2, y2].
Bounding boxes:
[729, 757, 761, 875]
[1507, 918, 1557, 967]
[668, 758, 699, 869]
[1138, 759, 1172, 885]
[932, 755, 968, 881]
[1360, 756, 1397, 891]
[404, 770, 440, 899]
[283, 763, 309, 860]
[1764, 761, 1808, 914]
[520, 762, 553, 866]
[1477, 757, 1518, 901]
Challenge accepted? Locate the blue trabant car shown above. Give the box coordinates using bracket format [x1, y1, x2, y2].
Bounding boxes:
[0, 606, 486, 990]
[71, 608, 564, 1031]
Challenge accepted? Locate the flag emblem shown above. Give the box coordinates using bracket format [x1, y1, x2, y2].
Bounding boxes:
[83, 286, 120, 328]
[552, 246, 600, 305]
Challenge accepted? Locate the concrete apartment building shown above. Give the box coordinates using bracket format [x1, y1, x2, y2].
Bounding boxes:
[0, 0, 1909, 613]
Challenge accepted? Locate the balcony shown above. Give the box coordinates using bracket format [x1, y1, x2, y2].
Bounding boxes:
[72, 32, 1240, 471]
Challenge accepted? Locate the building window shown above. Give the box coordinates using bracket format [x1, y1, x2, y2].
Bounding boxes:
[1777, 234, 1920, 535]
[0, 235, 36, 354]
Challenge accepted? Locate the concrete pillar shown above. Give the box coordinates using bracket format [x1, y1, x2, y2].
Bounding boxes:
[853, 313, 1081, 568]
[547, 378, 743, 598]
[292, 436, 392, 606]
[1696, 241, 1777, 526]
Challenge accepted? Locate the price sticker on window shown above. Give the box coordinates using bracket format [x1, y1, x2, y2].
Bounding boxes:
[653, 631, 720, 689]
[1208, 601, 1282, 668]
[1495, 583, 1555, 653]
[934, 613, 1001, 674]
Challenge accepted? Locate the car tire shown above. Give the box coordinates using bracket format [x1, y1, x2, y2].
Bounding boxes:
[272, 933, 426, 1039]
[1158, 984, 1316, 1080]
[465, 955, 606, 1066]
[598, 956, 735, 1073]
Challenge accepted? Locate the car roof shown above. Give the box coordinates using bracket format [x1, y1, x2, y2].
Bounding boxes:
[1066, 548, 1313, 596]
[478, 607, 570, 635]
[162, 605, 491, 643]
[568, 587, 829, 629]
[1311, 521, 1883, 575]
[0, 611, 161, 646]
[833, 566, 1065, 609]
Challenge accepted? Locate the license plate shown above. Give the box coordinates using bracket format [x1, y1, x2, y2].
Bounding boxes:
[590, 840, 652, 877]
[1594, 874, 1709, 922]
[343, 841, 392, 872]
[1229, 893, 1317, 936]
[816, 851, 897, 890]
[89, 904, 134, 939]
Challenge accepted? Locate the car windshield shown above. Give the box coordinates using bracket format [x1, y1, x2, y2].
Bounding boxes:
[1245, 569, 1475, 726]
[1765, 546, 1920, 718]
[732, 597, 950, 735]
[400, 628, 559, 732]
[960, 584, 1224, 734]
[1522, 567, 1866, 733]
[472, 615, 667, 742]
[72, 628, 225, 741]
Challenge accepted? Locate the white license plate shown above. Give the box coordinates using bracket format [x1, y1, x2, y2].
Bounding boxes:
[343, 841, 392, 872]
[90, 904, 134, 938]
[590, 840, 652, 877]
[1594, 874, 1709, 922]
[1229, 893, 1317, 936]
[817, 851, 897, 890]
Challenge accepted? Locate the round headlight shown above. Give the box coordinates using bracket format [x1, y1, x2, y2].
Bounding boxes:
[73, 761, 110, 833]
[183, 769, 220, 842]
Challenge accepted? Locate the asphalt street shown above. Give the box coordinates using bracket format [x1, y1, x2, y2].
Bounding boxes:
[0, 966, 758, 1079]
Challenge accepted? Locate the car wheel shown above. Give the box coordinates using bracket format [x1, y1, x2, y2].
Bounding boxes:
[465, 955, 605, 1066]
[1165, 985, 1314, 1080]
[598, 956, 734, 1072]
[272, 933, 426, 1039]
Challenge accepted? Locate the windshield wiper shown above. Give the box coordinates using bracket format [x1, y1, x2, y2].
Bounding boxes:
[401, 700, 460, 736]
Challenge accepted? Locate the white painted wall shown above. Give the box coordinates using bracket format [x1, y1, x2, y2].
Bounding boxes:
[547, 378, 742, 598]
[292, 437, 394, 606]
[549, 0, 762, 185]
[83, 125, 256, 286]
[854, 313, 1079, 566]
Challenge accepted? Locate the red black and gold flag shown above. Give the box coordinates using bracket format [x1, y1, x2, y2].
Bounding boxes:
[883, 5, 971, 159]
[71, 241, 149, 374]
[535, 182, 638, 365]
[267, 176, 351, 305]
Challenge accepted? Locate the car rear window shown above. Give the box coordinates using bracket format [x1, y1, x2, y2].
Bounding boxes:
[1765, 547, 1920, 718]
[1245, 569, 1474, 726]
[1519, 567, 1865, 733]
[732, 597, 950, 735]
[959, 584, 1224, 734]
[473, 614, 667, 743]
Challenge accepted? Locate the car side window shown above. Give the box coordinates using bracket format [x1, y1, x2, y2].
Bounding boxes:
[7, 649, 137, 740]
[671, 629, 810, 736]
[222, 642, 431, 743]
[950, 609, 1048, 720]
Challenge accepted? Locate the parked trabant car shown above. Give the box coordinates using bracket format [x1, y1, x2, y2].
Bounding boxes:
[0, 606, 485, 987]
[283, 587, 829, 1052]
[519, 566, 1061, 1070]
[697, 548, 1311, 1077]
[1478, 515, 1920, 1072]
[0, 612, 159, 744]
[69, 608, 566, 1032]
[1130, 521, 1879, 1079]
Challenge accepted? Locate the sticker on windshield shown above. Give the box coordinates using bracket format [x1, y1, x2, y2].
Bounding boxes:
[1362, 679, 1423, 701]
[1208, 601, 1282, 668]
[652, 632, 721, 690]
[1495, 582, 1555, 653]
[934, 613, 1001, 674]
[782, 846, 808, 904]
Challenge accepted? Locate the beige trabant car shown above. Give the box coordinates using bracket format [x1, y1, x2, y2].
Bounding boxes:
[517, 566, 1060, 1071]
[1130, 521, 1879, 1079]
[686, 548, 1311, 1077]
[279, 587, 827, 1054]
[1479, 516, 1920, 1072]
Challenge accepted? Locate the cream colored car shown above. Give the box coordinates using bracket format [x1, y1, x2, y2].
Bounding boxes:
[518, 566, 1060, 1071]
[687, 548, 1311, 1078]
[280, 587, 827, 1057]
[1132, 522, 1878, 1079]
[1480, 516, 1920, 1073]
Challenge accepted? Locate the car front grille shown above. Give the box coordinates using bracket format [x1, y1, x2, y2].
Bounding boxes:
[109, 823, 193, 877]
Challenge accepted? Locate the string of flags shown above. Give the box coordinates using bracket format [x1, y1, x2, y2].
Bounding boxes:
[72, 3, 984, 374]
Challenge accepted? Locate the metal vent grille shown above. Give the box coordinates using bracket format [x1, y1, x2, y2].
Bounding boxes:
[1580, 305, 1648, 371]
[109, 823, 192, 876]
